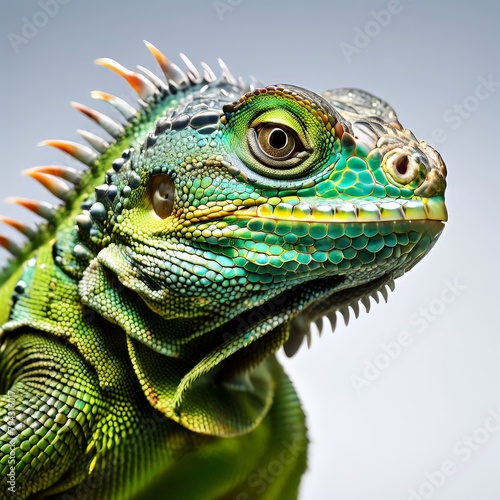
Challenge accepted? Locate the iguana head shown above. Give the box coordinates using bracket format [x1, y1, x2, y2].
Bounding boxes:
[3, 43, 447, 437]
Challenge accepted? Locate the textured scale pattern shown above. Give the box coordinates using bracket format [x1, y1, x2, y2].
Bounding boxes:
[0, 42, 447, 499]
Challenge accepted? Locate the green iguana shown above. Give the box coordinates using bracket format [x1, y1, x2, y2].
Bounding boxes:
[0, 42, 447, 499]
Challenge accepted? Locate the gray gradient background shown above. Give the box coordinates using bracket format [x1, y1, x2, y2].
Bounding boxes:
[1, 1, 499, 499]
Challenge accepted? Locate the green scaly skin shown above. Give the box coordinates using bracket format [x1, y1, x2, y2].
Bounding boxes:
[0, 42, 447, 499]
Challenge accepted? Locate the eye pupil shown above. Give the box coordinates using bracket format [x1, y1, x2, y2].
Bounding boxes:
[255, 124, 298, 161]
[247, 121, 311, 176]
[268, 128, 288, 149]
[159, 185, 170, 199]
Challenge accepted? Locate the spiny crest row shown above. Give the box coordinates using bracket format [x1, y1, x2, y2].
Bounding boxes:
[0, 41, 243, 258]
[284, 276, 396, 356]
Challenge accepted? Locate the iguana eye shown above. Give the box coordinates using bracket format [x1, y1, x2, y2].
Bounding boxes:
[148, 174, 176, 219]
[247, 123, 307, 170]
[256, 125, 297, 159]
[223, 89, 343, 183]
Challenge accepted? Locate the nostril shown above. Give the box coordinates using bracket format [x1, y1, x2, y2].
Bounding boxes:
[395, 155, 408, 175]
[383, 148, 419, 185]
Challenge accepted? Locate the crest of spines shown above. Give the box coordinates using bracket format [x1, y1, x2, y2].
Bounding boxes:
[0, 40, 244, 268]
[284, 274, 396, 357]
